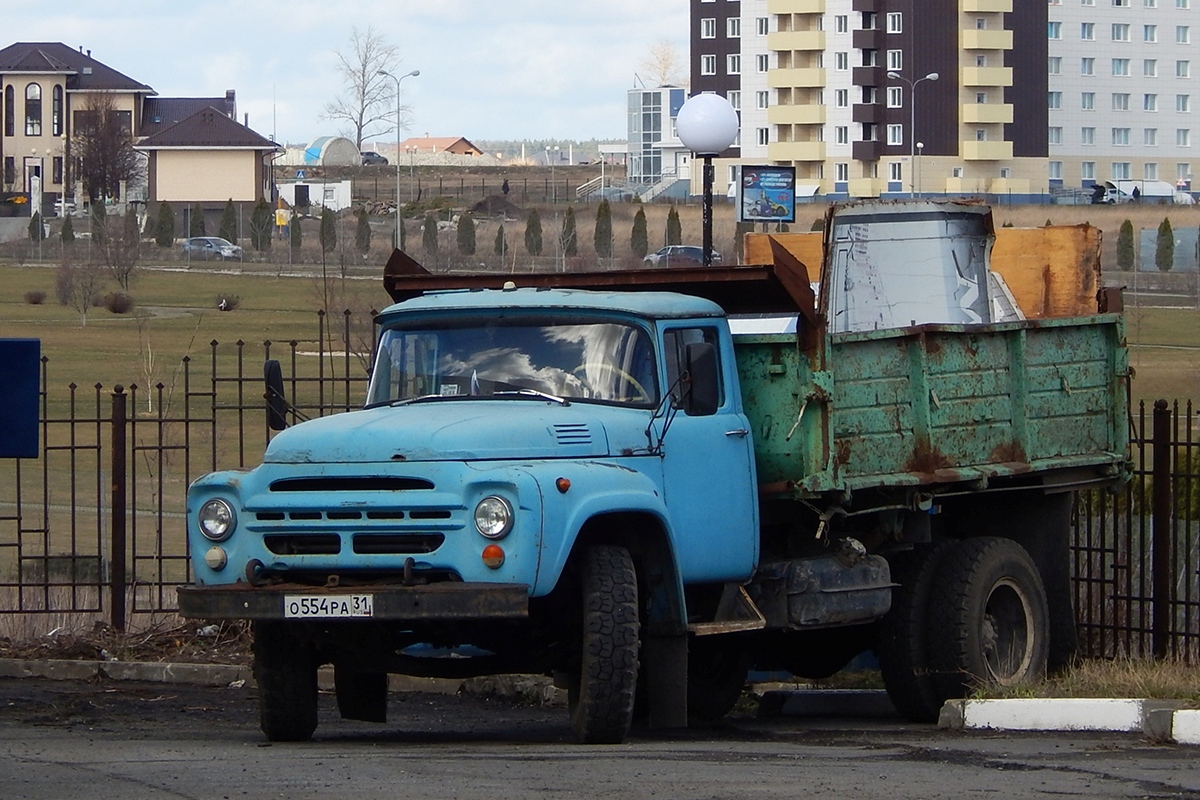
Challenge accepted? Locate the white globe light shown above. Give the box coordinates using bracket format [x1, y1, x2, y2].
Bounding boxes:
[676, 94, 740, 155]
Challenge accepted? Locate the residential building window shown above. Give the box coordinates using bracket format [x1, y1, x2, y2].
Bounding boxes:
[727, 90, 741, 110]
[1179, 61, 1191, 78]
[887, 13, 902, 33]
[756, 127, 769, 146]
[1050, 161, 1064, 179]
[1145, 162, 1159, 179]
[1178, 94, 1191, 112]
[976, 17, 988, 29]
[977, 91, 989, 103]
[1049, 126, 1063, 144]
[1112, 162, 1131, 181]
[952, 167, 964, 178]
[756, 90, 769, 109]
[701, 18, 716, 39]
[1112, 127, 1131, 145]
[24, 83, 42, 136]
[756, 17, 769, 36]
[1082, 57, 1095, 75]
[1050, 21, 1063, 39]
[1113, 24, 1130, 41]
[727, 55, 741, 75]
[887, 124, 904, 145]
[1081, 22, 1094, 40]
[888, 86, 903, 108]
[1145, 60, 1158, 77]
[3, 86, 13, 137]
[1082, 126, 1097, 144]
[1082, 92, 1096, 109]
[1178, 162, 1192, 180]
[51, 86, 63, 137]
[1179, 0, 1191, 7]
[1113, 93, 1130, 110]
[1178, 128, 1192, 146]
[1114, 0, 1130, 6]
[976, 54, 988, 67]
[1082, 161, 1096, 180]
[701, 55, 716, 75]
[1049, 91, 1063, 108]
[835, 52, 849, 71]
[976, 128, 988, 141]
[756, 54, 769, 72]
[835, 125, 849, 144]
[1083, 0, 1095, 4]
[1113, 59, 1130, 76]
[1145, 128, 1158, 145]
[835, 162, 849, 181]
[1178, 26, 1190, 44]
[835, 89, 849, 108]
[888, 50, 903, 70]
[1145, 93, 1158, 110]
[1049, 57, 1062, 74]
[889, 161, 903, 182]
[862, 49, 878, 67]
[1145, 25, 1157, 42]
[52, 156, 62, 184]
[727, 17, 741, 38]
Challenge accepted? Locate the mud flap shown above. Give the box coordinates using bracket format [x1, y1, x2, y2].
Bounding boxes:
[642, 633, 688, 729]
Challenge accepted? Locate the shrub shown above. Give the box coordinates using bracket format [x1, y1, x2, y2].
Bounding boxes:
[24, 290, 46, 305]
[104, 292, 135, 314]
[216, 293, 240, 311]
[28, 211, 46, 242]
[61, 214, 75, 244]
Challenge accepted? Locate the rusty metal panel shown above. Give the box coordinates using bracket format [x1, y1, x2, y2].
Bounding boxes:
[990, 225, 1102, 318]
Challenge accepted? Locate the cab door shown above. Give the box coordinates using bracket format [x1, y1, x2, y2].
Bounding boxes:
[658, 324, 759, 583]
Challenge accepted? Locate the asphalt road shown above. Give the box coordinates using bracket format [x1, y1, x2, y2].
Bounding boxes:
[1, 678, 1198, 800]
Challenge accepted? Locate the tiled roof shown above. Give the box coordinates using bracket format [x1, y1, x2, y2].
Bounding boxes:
[0, 42, 154, 93]
[135, 106, 279, 150]
[141, 96, 236, 138]
[399, 136, 484, 155]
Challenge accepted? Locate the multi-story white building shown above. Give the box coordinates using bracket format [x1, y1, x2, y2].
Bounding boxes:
[1048, 0, 1196, 192]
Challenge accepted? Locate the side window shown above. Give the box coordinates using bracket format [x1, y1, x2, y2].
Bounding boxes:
[663, 326, 724, 413]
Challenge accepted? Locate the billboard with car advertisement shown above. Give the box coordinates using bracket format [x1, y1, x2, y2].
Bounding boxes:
[738, 166, 797, 224]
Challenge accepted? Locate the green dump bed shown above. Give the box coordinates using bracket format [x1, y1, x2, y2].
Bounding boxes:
[736, 315, 1129, 497]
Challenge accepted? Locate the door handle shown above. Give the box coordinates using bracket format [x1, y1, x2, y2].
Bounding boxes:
[725, 429, 750, 438]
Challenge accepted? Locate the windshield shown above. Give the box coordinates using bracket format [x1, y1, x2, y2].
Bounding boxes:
[366, 316, 658, 407]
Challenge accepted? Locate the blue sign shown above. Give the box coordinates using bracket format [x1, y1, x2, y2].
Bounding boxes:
[0, 338, 40, 458]
[738, 166, 797, 224]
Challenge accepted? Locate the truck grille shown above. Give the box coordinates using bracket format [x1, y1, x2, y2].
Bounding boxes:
[269, 477, 434, 492]
[262, 533, 446, 556]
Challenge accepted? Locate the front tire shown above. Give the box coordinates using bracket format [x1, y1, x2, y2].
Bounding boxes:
[926, 538, 1049, 703]
[253, 621, 319, 742]
[569, 545, 640, 744]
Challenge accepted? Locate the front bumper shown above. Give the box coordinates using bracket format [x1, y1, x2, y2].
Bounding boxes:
[177, 582, 529, 621]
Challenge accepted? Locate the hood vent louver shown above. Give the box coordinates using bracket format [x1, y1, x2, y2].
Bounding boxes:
[554, 423, 593, 446]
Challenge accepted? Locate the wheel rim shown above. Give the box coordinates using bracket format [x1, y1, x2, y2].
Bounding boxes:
[982, 577, 1036, 684]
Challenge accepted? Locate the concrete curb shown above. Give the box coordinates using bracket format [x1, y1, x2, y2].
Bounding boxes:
[938, 697, 1198, 742]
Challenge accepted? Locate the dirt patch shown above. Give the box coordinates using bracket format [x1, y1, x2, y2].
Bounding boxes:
[0, 620, 252, 666]
[471, 195, 524, 218]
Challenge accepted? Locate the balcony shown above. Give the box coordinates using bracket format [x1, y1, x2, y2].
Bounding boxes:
[767, 31, 826, 52]
[768, 68, 827, 89]
[988, 177, 1031, 195]
[962, 67, 1013, 87]
[851, 0, 879, 11]
[847, 177, 885, 197]
[767, 141, 827, 162]
[852, 65, 884, 86]
[767, 0, 826, 13]
[852, 29, 882, 50]
[852, 140, 882, 162]
[961, 102, 1014, 124]
[961, 0, 1011, 11]
[961, 140, 1013, 160]
[961, 29, 1013, 51]
[852, 103, 883, 124]
[767, 104, 827, 126]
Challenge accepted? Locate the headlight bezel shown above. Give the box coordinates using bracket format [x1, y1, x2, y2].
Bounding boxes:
[198, 498, 237, 542]
[473, 495, 514, 539]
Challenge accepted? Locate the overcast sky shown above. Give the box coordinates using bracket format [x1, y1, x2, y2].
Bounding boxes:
[9, 1, 688, 146]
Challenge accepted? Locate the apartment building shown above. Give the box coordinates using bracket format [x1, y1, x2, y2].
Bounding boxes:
[1048, 0, 1196, 192]
[692, 1, 1057, 200]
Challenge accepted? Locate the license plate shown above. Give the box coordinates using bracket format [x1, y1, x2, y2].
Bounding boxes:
[283, 594, 374, 618]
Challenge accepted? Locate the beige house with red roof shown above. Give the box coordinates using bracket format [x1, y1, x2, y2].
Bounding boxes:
[398, 136, 484, 157]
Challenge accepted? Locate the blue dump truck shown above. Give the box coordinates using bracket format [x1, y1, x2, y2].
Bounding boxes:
[179, 201, 1129, 743]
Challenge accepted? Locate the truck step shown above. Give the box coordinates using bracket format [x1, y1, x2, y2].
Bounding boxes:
[688, 584, 766, 636]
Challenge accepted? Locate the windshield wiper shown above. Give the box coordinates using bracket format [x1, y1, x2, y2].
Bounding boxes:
[492, 389, 569, 406]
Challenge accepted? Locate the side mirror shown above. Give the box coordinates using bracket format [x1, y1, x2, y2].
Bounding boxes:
[265, 359, 288, 431]
[683, 342, 719, 416]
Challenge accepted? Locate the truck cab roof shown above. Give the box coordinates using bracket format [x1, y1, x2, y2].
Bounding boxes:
[379, 285, 728, 321]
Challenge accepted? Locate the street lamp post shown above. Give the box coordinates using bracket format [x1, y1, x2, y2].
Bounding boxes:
[916, 141, 924, 197]
[675, 94, 740, 267]
[378, 68, 420, 250]
[406, 146, 417, 202]
[886, 70, 938, 198]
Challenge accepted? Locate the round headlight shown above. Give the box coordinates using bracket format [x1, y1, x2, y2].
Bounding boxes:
[198, 498, 236, 541]
[474, 496, 513, 539]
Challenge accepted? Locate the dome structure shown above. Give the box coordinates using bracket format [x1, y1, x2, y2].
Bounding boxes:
[303, 136, 359, 166]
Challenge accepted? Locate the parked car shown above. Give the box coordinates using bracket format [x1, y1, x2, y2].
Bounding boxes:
[181, 237, 244, 261]
[361, 151, 389, 166]
[643, 245, 722, 267]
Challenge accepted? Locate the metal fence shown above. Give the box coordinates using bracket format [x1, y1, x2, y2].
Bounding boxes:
[1, 317, 1198, 662]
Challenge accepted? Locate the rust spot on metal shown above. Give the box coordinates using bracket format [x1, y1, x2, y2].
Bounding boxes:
[834, 438, 853, 467]
[989, 441, 1029, 466]
[904, 438, 954, 474]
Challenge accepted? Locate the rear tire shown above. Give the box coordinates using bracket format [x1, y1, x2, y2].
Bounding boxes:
[569, 545, 640, 744]
[926, 537, 1049, 703]
[253, 621, 319, 742]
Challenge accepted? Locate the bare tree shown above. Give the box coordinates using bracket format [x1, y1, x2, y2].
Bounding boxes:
[639, 40, 687, 87]
[71, 93, 143, 202]
[325, 27, 407, 150]
[95, 209, 142, 290]
[55, 255, 107, 327]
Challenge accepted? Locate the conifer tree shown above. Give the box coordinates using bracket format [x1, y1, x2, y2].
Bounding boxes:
[154, 202, 175, 248]
[525, 209, 543, 255]
[494, 223, 507, 261]
[561, 206, 578, 257]
[355, 207, 371, 255]
[290, 209, 302, 251]
[319, 207, 337, 253]
[1156, 217, 1174, 272]
[665, 206, 682, 246]
[249, 199, 271, 251]
[60, 213, 75, 245]
[28, 211, 45, 242]
[631, 207, 649, 258]
[594, 200, 613, 258]
[218, 199, 237, 243]
[1116, 220, 1134, 270]
[422, 212, 439, 259]
[457, 212, 476, 255]
[188, 204, 205, 237]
